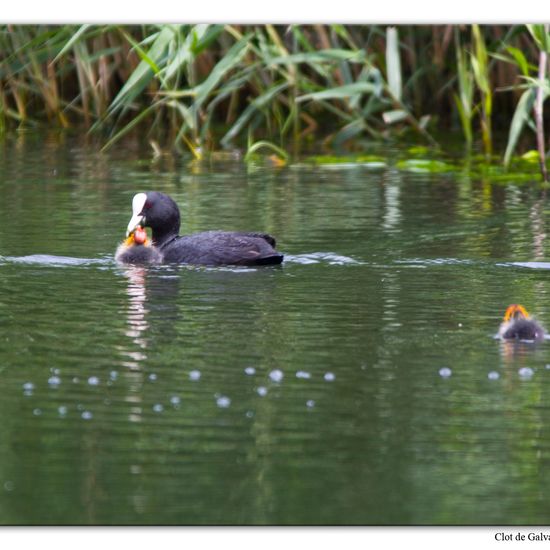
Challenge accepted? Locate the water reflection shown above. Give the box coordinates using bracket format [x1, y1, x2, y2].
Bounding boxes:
[118, 266, 150, 424]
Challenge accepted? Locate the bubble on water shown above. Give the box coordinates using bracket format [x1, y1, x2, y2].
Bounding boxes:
[306, 400, 316, 408]
[189, 370, 201, 381]
[51, 368, 61, 375]
[458, 323, 463, 327]
[296, 371, 311, 379]
[244, 367, 256, 376]
[216, 396, 231, 408]
[22, 382, 34, 392]
[81, 411, 93, 420]
[546, 364, 550, 370]
[110, 371, 118, 380]
[58, 406, 68, 416]
[153, 404, 164, 413]
[324, 372, 335, 382]
[269, 369, 284, 383]
[246, 410, 254, 418]
[257, 386, 268, 397]
[48, 376, 61, 387]
[3, 481, 14, 492]
[148, 373, 157, 382]
[439, 367, 452, 378]
[33, 408, 42, 416]
[72, 377, 79, 384]
[170, 396, 181, 407]
[88, 376, 99, 386]
[488, 371, 500, 381]
[518, 367, 535, 380]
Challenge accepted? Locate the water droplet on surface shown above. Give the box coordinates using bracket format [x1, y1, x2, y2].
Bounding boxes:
[32, 408, 42, 416]
[189, 370, 201, 381]
[245, 410, 254, 418]
[22, 382, 34, 392]
[546, 364, 550, 370]
[518, 367, 535, 380]
[324, 372, 335, 382]
[257, 386, 268, 397]
[72, 377, 79, 384]
[170, 396, 181, 407]
[148, 373, 157, 382]
[439, 367, 452, 378]
[87, 376, 99, 386]
[153, 404, 163, 413]
[488, 371, 500, 381]
[4, 481, 14, 492]
[216, 396, 231, 408]
[306, 400, 316, 408]
[244, 367, 256, 375]
[296, 371, 311, 379]
[269, 369, 284, 383]
[48, 376, 61, 387]
[81, 411, 93, 420]
[58, 406, 68, 416]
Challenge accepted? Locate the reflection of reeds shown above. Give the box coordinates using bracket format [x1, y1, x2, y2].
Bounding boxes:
[0, 24, 548, 177]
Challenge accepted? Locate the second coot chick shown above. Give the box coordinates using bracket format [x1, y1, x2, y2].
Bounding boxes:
[125, 191, 283, 266]
[498, 304, 545, 341]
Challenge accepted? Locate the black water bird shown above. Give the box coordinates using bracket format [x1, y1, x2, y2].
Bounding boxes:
[124, 191, 283, 266]
[498, 304, 545, 341]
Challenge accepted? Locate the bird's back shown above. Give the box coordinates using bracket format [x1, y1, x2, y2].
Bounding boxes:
[161, 231, 283, 266]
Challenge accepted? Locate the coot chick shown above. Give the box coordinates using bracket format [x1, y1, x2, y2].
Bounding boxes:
[498, 304, 545, 341]
[115, 226, 163, 265]
[124, 191, 284, 266]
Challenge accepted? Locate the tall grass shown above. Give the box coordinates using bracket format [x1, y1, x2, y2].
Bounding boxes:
[0, 24, 548, 177]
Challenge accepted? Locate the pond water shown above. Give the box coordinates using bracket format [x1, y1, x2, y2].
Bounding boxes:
[2, 131, 550, 525]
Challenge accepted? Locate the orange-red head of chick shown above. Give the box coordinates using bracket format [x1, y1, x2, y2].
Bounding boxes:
[498, 304, 545, 341]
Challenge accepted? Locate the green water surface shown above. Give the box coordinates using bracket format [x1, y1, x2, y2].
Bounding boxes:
[1, 131, 550, 525]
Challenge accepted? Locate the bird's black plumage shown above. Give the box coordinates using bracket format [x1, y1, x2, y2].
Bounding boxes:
[128, 191, 283, 266]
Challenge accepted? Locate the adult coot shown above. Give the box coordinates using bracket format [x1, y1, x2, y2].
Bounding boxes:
[124, 191, 284, 266]
[498, 304, 545, 341]
[115, 226, 163, 264]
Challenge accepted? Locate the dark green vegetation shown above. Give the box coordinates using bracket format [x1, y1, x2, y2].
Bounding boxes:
[0, 24, 549, 178]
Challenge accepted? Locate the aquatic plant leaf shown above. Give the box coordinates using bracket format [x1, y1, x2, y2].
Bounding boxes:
[297, 82, 378, 102]
[221, 82, 290, 146]
[527, 24, 550, 54]
[267, 49, 365, 66]
[110, 26, 174, 112]
[504, 88, 536, 168]
[192, 35, 250, 109]
[382, 109, 407, 125]
[244, 140, 289, 162]
[52, 24, 91, 63]
[386, 27, 402, 102]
